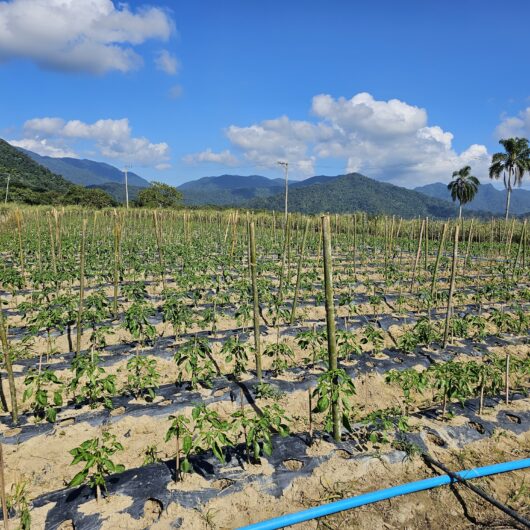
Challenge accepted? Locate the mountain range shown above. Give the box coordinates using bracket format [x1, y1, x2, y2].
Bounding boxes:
[247, 173, 462, 217]
[177, 173, 466, 217]
[178, 174, 284, 205]
[0, 139, 116, 207]
[415, 182, 530, 216]
[21, 149, 150, 188]
[3, 137, 530, 217]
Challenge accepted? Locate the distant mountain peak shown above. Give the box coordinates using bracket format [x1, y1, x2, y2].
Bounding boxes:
[18, 147, 150, 188]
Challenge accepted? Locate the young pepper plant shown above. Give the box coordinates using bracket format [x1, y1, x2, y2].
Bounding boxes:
[220, 334, 249, 379]
[165, 414, 194, 481]
[312, 368, 356, 434]
[23, 367, 63, 422]
[69, 432, 125, 502]
[232, 404, 290, 463]
[126, 355, 160, 400]
[174, 337, 217, 389]
[192, 404, 233, 464]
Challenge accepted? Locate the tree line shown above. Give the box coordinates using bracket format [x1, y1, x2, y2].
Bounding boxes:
[448, 136, 530, 220]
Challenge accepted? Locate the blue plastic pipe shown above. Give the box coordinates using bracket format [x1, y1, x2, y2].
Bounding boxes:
[239, 458, 530, 530]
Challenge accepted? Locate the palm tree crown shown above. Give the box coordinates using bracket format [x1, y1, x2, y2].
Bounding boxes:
[447, 165, 480, 218]
[489, 137, 530, 220]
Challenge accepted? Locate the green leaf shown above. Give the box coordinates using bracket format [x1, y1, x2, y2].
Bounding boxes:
[23, 387, 33, 402]
[263, 441, 273, 457]
[314, 395, 329, 413]
[183, 434, 193, 454]
[69, 470, 88, 487]
[181, 458, 192, 473]
[47, 408, 57, 423]
[102, 458, 115, 472]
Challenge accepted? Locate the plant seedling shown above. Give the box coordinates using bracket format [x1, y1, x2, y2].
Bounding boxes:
[126, 355, 160, 399]
[23, 368, 63, 422]
[69, 432, 125, 502]
[312, 368, 356, 434]
[221, 335, 249, 379]
[165, 414, 193, 481]
[232, 404, 289, 463]
[174, 337, 217, 389]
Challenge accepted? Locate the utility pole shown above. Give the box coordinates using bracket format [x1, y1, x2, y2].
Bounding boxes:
[4, 174, 10, 204]
[123, 165, 130, 209]
[277, 161, 289, 225]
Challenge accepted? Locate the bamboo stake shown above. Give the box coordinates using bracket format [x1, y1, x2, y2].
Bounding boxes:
[430, 223, 448, 299]
[290, 219, 310, 324]
[308, 389, 313, 442]
[75, 219, 88, 355]
[0, 444, 8, 530]
[321, 215, 340, 442]
[112, 214, 122, 318]
[47, 213, 57, 276]
[424, 217, 429, 271]
[443, 225, 459, 348]
[277, 215, 291, 303]
[512, 220, 526, 279]
[353, 214, 357, 275]
[153, 211, 166, 291]
[249, 222, 262, 382]
[505, 353, 511, 405]
[410, 219, 425, 292]
[461, 219, 474, 276]
[14, 210, 24, 286]
[0, 306, 17, 425]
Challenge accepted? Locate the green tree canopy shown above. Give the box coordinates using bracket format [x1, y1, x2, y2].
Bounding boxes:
[61, 185, 117, 208]
[136, 182, 183, 208]
[447, 166, 480, 219]
[489, 137, 530, 220]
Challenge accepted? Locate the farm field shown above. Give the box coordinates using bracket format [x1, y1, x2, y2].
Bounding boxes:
[0, 206, 529, 529]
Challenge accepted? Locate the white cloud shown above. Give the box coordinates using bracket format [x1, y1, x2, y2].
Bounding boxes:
[225, 116, 333, 175]
[13, 116, 170, 167]
[183, 148, 239, 166]
[168, 84, 183, 99]
[495, 107, 530, 139]
[155, 49, 179, 75]
[312, 92, 427, 138]
[0, 0, 174, 74]
[189, 92, 490, 186]
[23, 117, 65, 136]
[9, 137, 77, 158]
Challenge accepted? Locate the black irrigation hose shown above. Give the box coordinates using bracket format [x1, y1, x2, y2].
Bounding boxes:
[422, 453, 530, 528]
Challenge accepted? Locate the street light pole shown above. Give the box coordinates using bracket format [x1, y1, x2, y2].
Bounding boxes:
[123, 166, 130, 209]
[277, 161, 289, 225]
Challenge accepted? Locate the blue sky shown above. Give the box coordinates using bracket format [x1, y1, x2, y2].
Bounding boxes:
[1, 0, 530, 187]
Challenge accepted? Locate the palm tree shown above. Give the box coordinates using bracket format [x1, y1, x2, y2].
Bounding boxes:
[447, 166, 480, 219]
[489, 137, 530, 221]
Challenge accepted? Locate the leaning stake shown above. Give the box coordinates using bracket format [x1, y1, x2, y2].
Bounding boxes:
[249, 221, 262, 382]
[430, 222, 447, 299]
[0, 307, 17, 425]
[0, 443, 8, 530]
[321, 215, 340, 442]
[290, 219, 310, 324]
[443, 225, 459, 348]
[76, 218, 88, 355]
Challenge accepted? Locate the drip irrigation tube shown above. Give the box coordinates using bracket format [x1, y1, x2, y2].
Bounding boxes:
[239, 458, 530, 530]
[422, 454, 530, 527]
